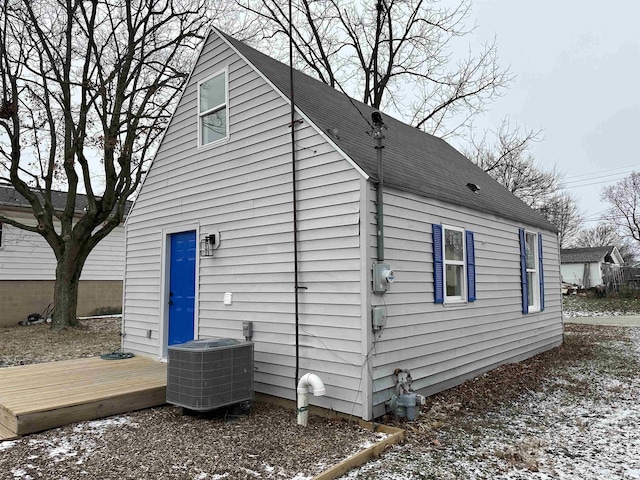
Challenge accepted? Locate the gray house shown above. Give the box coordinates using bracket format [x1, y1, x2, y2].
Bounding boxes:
[122, 28, 563, 420]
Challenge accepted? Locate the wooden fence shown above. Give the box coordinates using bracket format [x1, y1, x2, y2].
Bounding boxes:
[602, 264, 640, 293]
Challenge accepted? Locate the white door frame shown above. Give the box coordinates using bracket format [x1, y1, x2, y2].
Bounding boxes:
[159, 222, 200, 359]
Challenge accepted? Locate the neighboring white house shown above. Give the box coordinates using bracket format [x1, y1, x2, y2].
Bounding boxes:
[0, 186, 126, 327]
[560, 245, 624, 288]
[122, 28, 563, 420]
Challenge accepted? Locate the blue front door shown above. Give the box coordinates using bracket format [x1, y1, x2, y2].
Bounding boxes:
[168, 230, 196, 346]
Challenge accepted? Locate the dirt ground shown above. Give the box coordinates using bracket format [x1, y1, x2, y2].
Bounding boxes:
[2, 319, 639, 479]
[0, 318, 386, 480]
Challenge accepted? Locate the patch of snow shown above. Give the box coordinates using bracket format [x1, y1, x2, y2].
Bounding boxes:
[46, 439, 79, 462]
[563, 310, 623, 317]
[240, 467, 262, 477]
[10, 468, 32, 479]
[0, 440, 18, 452]
[73, 415, 130, 435]
[625, 470, 640, 479]
[359, 430, 390, 449]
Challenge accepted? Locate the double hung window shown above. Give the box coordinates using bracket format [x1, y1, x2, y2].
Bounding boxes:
[198, 69, 228, 146]
[433, 224, 476, 304]
[519, 229, 544, 313]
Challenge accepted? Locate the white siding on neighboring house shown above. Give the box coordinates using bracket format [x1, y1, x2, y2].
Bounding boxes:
[124, 32, 368, 415]
[0, 211, 125, 281]
[369, 188, 562, 416]
[561, 263, 602, 287]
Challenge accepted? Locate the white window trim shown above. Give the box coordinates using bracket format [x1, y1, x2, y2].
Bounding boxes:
[525, 231, 541, 313]
[197, 67, 229, 149]
[442, 224, 466, 304]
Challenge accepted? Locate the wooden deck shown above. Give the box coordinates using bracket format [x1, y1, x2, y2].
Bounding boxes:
[0, 356, 167, 441]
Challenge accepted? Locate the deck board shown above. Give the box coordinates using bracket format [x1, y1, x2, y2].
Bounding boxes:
[0, 356, 167, 439]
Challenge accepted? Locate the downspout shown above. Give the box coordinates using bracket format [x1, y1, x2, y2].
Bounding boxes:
[288, 0, 301, 388]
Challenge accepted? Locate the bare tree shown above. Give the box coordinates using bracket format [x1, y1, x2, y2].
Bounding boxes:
[464, 120, 561, 208]
[237, 0, 512, 137]
[537, 193, 583, 248]
[0, 0, 235, 329]
[602, 171, 640, 247]
[573, 222, 639, 264]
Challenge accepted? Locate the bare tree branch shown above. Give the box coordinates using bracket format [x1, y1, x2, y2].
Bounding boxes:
[602, 171, 640, 245]
[0, 0, 236, 328]
[236, 0, 511, 136]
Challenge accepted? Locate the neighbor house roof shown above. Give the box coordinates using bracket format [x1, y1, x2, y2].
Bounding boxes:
[218, 29, 556, 232]
[560, 246, 618, 264]
[0, 185, 132, 216]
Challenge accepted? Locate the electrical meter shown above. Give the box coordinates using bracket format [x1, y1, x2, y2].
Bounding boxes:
[373, 263, 395, 293]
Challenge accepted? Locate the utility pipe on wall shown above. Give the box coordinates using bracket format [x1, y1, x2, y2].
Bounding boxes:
[296, 373, 326, 427]
[372, 112, 386, 262]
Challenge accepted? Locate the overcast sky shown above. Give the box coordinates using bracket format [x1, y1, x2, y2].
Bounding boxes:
[452, 0, 640, 225]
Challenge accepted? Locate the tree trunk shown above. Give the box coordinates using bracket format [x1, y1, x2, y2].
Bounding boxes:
[51, 249, 84, 330]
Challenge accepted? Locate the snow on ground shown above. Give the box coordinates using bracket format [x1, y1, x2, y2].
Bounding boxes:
[0, 417, 136, 479]
[344, 328, 640, 480]
[1, 310, 637, 479]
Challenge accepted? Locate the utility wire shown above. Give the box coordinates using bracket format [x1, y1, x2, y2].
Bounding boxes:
[560, 177, 634, 189]
[563, 165, 639, 182]
[561, 171, 638, 187]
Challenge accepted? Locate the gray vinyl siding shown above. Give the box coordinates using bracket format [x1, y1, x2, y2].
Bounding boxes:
[370, 187, 562, 416]
[123, 32, 366, 415]
[0, 211, 125, 281]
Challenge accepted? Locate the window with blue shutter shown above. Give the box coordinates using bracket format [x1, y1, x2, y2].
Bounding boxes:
[519, 228, 528, 314]
[466, 230, 476, 302]
[432, 224, 444, 304]
[519, 228, 543, 313]
[538, 233, 545, 311]
[433, 224, 476, 304]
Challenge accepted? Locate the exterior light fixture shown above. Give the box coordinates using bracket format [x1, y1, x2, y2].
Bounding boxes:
[199, 231, 220, 257]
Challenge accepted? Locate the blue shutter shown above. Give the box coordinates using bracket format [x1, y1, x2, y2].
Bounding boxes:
[433, 224, 444, 304]
[466, 230, 476, 302]
[519, 228, 528, 314]
[538, 233, 545, 311]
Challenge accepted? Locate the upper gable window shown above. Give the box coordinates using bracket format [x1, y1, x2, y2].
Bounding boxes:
[198, 69, 228, 146]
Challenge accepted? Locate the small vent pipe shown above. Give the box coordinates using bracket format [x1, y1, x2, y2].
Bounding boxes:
[296, 373, 326, 426]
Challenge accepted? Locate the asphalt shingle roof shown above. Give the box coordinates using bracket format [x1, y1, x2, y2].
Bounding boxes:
[560, 246, 616, 264]
[219, 30, 556, 232]
[0, 185, 131, 215]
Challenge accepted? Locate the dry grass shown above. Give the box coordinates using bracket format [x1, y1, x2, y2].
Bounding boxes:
[0, 317, 120, 367]
[347, 323, 640, 479]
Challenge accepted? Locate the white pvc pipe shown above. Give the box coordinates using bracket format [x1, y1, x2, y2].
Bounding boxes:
[296, 373, 326, 426]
